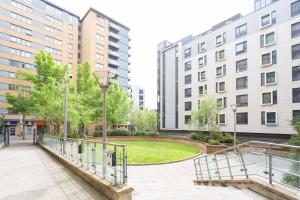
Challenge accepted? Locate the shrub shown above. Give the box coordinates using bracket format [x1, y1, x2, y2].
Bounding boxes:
[220, 133, 234, 144]
[190, 131, 234, 144]
[190, 132, 209, 143]
[208, 139, 220, 145]
[94, 131, 103, 137]
[67, 132, 84, 139]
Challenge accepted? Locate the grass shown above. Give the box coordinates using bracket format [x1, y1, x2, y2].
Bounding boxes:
[110, 140, 200, 165]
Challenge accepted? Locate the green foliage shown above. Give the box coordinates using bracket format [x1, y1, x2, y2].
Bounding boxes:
[129, 108, 157, 132]
[190, 94, 219, 134]
[93, 129, 159, 137]
[208, 139, 220, 145]
[106, 82, 132, 127]
[190, 131, 234, 144]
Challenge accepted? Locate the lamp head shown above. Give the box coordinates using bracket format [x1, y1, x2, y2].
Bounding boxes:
[93, 70, 115, 88]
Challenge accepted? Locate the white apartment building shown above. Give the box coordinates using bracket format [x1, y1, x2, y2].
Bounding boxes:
[129, 85, 145, 110]
[157, 0, 300, 139]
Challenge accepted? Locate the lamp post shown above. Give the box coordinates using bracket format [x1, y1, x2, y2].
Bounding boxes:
[93, 70, 115, 178]
[230, 104, 237, 152]
[63, 71, 72, 155]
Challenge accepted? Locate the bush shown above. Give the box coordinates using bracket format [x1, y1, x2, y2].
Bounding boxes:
[220, 133, 234, 144]
[190, 132, 209, 142]
[67, 132, 84, 139]
[190, 132, 234, 144]
[94, 131, 103, 137]
[208, 139, 220, 145]
[108, 129, 129, 136]
[93, 129, 159, 137]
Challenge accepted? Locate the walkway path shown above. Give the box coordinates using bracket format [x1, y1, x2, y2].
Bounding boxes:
[128, 159, 269, 200]
[0, 142, 108, 200]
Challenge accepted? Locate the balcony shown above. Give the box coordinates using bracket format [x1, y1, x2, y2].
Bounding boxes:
[109, 50, 119, 59]
[108, 59, 119, 67]
[109, 23, 120, 32]
[109, 32, 120, 41]
[109, 41, 119, 50]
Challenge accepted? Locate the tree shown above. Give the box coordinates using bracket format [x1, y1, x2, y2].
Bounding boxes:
[6, 92, 34, 139]
[282, 116, 300, 188]
[76, 63, 102, 135]
[190, 94, 219, 134]
[129, 108, 157, 132]
[106, 82, 132, 128]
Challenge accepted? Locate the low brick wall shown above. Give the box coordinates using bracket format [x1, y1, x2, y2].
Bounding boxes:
[39, 143, 133, 200]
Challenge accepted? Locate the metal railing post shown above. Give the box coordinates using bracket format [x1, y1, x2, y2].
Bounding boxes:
[214, 154, 221, 180]
[225, 154, 233, 180]
[268, 145, 273, 184]
[193, 158, 199, 180]
[198, 158, 203, 180]
[238, 150, 248, 179]
[94, 142, 97, 173]
[87, 141, 89, 170]
[114, 146, 117, 185]
[205, 156, 211, 180]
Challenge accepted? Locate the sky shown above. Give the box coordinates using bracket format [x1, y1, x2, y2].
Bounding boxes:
[50, 0, 254, 109]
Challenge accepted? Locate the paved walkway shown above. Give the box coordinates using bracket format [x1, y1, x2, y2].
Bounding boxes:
[0, 142, 108, 200]
[128, 159, 269, 200]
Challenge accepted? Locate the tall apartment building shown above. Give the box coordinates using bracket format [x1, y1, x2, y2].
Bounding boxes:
[0, 0, 130, 138]
[80, 8, 130, 89]
[157, 0, 300, 139]
[129, 85, 145, 110]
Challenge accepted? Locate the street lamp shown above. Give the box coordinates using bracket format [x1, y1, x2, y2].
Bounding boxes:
[230, 104, 237, 152]
[63, 71, 72, 154]
[93, 70, 115, 178]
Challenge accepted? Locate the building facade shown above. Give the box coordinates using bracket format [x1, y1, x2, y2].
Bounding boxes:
[0, 0, 130, 138]
[129, 85, 145, 110]
[157, 0, 300, 138]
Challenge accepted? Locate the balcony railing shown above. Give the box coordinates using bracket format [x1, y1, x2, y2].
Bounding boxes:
[109, 23, 120, 32]
[109, 32, 120, 40]
[109, 50, 119, 58]
[193, 141, 300, 192]
[108, 59, 119, 67]
[109, 41, 119, 50]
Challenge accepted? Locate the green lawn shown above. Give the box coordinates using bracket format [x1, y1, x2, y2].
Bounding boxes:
[111, 141, 200, 165]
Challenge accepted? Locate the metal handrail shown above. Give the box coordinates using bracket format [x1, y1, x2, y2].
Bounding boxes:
[193, 141, 300, 192]
[41, 135, 128, 186]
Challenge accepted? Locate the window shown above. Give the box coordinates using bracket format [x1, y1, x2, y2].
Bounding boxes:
[236, 95, 248, 107]
[68, 44, 73, 49]
[10, 24, 32, 35]
[68, 24, 73, 30]
[0, 83, 9, 90]
[261, 111, 277, 125]
[262, 91, 277, 105]
[216, 81, 226, 93]
[217, 114, 226, 125]
[45, 47, 61, 55]
[185, 61, 192, 71]
[0, 96, 6, 102]
[185, 75, 192, 84]
[184, 48, 192, 58]
[236, 77, 248, 90]
[46, 15, 62, 25]
[11, 1, 32, 12]
[10, 48, 32, 58]
[198, 55, 207, 67]
[261, 71, 276, 85]
[216, 33, 226, 46]
[67, 63, 72, 69]
[199, 71, 206, 81]
[236, 24, 247, 38]
[236, 59, 248, 73]
[199, 85, 207, 95]
[237, 113, 248, 124]
[198, 42, 206, 53]
[262, 50, 277, 66]
[216, 50, 225, 61]
[293, 66, 300, 81]
[45, 4, 62, 17]
[10, 36, 31, 47]
[97, 34, 104, 41]
[185, 102, 192, 111]
[216, 65, 226, 77]
[96, 44, 104, 49]
[0, 71, 16, 79]
[185, 88, 192, 98]
[3, 59, 35, 70]
[96, 53, 104, 60]
[292, 44, 300, 60]
[236, 41, 247, 55]
[292, 22, 300, 38]
[255, 0, 275, 10]
[293, 110, 300, 120]
[185, 115, 191, 124]
[293, 88, 300, 103]
[97, 24, 104, 31]
[45, 25, 62, 35]
[68, 34, 73, 40]
[11, 12, 32, 24]
[67, 53, 72, 59]
[261, 11, 276, 28]
[261, 32, 276, 47]
[292, 0, 300, 17]
[45, 35, 61, 46]
[217, 97, 227, 108]
[96, 63, 104, 69]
